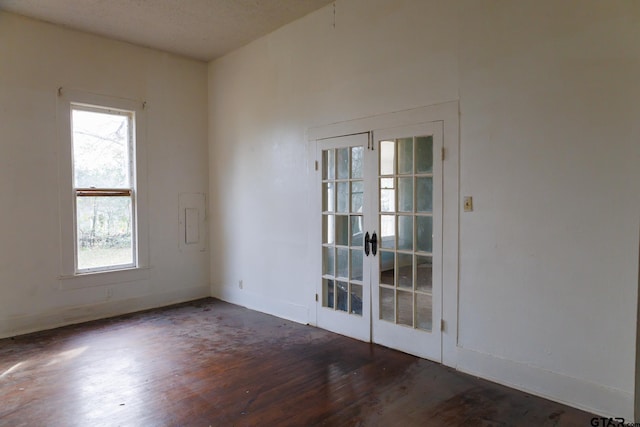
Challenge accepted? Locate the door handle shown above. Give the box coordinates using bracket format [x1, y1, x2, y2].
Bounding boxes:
[370, 232, 378, 256]
[364, 232, 370, 256]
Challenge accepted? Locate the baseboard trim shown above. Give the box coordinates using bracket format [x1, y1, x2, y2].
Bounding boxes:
[455, 345, 633, 420]
[1, 285, 210, 339]
[212, 285, 309, 325]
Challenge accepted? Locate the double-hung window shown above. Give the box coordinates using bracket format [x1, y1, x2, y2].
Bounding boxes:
[57, 89, 148, 282]
[71, 105, 136, 272]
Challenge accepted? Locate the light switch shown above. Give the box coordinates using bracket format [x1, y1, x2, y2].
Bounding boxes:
[463, 196, 473, 212]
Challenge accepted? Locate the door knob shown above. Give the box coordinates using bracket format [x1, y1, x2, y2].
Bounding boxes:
[364, 232, 370, 256]
[370, 232, 378, 256]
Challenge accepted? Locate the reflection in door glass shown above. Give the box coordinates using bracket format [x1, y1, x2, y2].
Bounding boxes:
[337, 182, 349, 213]
[380, 179, 396, 213]
[416, 293, 432, 331]
[416, 136, 433, 173]
[380, 215, 395, 249]
[335, 215, 349, 246]
[379, 251, 394, 286]
[323, 279, 335, 309]
[380, 287, 395, 322]
[351, 146, 363, 179]
[350, 216, 363, 247]
[337, 148, 349, 179]
[323, 183, 335, 212]
[351, 181, 363, 213]
[416, 256, 432, 292]
[416, 177, 433, 213]
[380, 141, 395, 175]
[397, 291, 413, 326]
[350, 249, 363, 281]
[416, 216, 433, 253]
[336, 281, 348, 312]
[336, 247, 348, 279]
[397, 138, 413, 175]
[398, 177, 413, 212]
[322, 215, 334, 244]
[397, 215, 413, 250]
[323, 246, 334, 276]
[397, 253, 413, 289]
[323, 149, 335, 180]
[350, 284, 363, 315]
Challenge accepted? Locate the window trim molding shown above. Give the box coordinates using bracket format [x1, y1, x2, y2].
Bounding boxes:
[57, 88, 149, 287]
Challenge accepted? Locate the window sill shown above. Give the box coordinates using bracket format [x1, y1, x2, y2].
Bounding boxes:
[57, 266, 151, 290]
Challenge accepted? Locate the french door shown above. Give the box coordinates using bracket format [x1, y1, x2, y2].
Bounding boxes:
[316, 122, 443, 361]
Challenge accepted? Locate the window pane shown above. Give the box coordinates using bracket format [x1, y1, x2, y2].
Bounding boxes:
[397, 291, 413, 327]
[350, 215, 363, 247]
[323, 214, 335, 244]
[351, 181, 363, 213]
[380, 140, 395, 175]
[398, 215, 413, 250]
[322, 183, 335, 212]
[416, 293, 432, 331]
[322, 149, 334, 180]
[380, 178, 395, 213]
[336, 281, 348, 312]
[323, 246, 334, 276]
[380, 215, 395, 249]
[398, 177, 413, 212]
[76, 196, 133, 270]
[397, 137, 413, 175]
[416, 177, 433, 213]
[350, 284, 363, 315]
[380, 251, 394, 286]
[416, 256, 432, 292]
[336, 248, 348, 279]
[337, 148, 349, 179]
[350, 249, 363, 281]
[416, 216, 433, 253]
[416, 136, 433, 173]
[380, 287, 394, 322]
[72, 109, 131, 188]
[351, 146, 363, 179]
[397, 253, 413, 289]
[323, 279, 335, 309]
[337, 182, 348, 213]
[335, 215, 349, 246]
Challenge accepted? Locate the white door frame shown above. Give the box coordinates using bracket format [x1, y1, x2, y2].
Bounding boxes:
[307, 102, 459, 367]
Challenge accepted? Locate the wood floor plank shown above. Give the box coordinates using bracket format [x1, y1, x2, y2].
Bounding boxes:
[0, 298, 596, 426]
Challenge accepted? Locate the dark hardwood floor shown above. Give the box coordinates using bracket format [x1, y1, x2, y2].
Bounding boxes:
[0, 298, 595, 426]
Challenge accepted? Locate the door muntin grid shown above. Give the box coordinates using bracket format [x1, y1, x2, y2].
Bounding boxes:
[378, 136, 434, 331]
[322, 146, 364, 316]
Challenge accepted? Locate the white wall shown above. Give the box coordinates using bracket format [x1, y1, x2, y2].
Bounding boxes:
[208, 0, 640, 419]
[0, 12, 210, 338]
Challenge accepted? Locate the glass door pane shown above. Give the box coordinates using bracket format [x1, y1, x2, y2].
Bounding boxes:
[316, 133, 371, 343]
[321, 145, 366, 316]
[376, 134, 436, 332]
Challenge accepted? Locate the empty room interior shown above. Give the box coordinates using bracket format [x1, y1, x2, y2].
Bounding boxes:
[1, 0, 639, 425]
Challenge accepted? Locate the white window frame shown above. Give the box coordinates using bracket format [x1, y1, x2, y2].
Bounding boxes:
[57, 89, 149, 288]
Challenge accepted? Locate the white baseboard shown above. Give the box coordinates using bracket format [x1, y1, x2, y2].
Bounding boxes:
[455, 345, 634, 421]
[212, 284, 309, 325]
[0, 285, 210, 339]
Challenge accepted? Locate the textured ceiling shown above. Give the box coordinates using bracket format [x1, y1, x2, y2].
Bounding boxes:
[0, 0, 334, 61]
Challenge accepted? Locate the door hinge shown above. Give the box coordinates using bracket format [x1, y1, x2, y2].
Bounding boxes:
[315, 293, 318, 302]
[441, 147, 446, 161]
[315, 160, 319, 171]
[441, 319, 446, 332]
